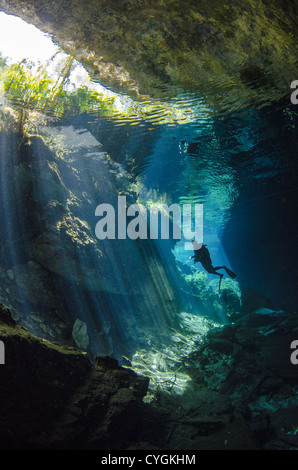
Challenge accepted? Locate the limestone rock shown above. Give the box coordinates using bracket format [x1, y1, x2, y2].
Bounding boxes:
[182, 311, 298, 449]
[0, 0, 297, 110]
[0, 302, 149, 449]
[12, 261, 58, 307]
[72, 317, 89, 351]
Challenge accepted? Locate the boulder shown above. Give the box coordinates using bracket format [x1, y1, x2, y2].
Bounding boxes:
[0, 302, 150, 449]
[72, 317, 89, 351]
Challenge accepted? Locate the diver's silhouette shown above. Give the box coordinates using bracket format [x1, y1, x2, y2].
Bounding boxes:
[189, 240, 236, 290]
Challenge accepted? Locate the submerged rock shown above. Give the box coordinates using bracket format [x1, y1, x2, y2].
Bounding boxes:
[0, 298, 296, 450]
[33, 231, 113, 292]
[181, 309, 298, 449]
[0, 302, 150, 449]
[72, 317, 89, 351]
[0, 128, 182, 359]
[12, 261, 58, 307]
[180, 264, 242, 323]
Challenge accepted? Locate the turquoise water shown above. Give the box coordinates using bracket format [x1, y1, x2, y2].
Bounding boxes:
[0, 16, 298, 390]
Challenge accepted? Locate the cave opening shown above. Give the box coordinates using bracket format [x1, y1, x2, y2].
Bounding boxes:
[0, 5, 297, 451]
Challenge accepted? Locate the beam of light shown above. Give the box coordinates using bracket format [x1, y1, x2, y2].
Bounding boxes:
[0, 120, 184, 361]
[0, 11, 232, 396]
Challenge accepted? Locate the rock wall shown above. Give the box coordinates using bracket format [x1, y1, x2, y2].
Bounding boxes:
[0, 302, 150, 449]
[1, 295, 297, 450]
[0, 123, 186, 360]
[0, 0, 297, 109]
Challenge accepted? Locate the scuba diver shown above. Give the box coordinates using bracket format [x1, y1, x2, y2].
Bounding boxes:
[189, 240, 237, 290]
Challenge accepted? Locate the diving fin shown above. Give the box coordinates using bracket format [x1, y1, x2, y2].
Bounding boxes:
[219, 273, 223, 291]
[224, 267, 237, 279]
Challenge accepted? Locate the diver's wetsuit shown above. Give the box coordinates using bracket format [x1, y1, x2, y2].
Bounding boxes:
[190, 243, 236, 289]
[191, 244, 220, 275]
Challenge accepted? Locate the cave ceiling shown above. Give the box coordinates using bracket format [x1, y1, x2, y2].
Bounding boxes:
[0, 0, 298, 109]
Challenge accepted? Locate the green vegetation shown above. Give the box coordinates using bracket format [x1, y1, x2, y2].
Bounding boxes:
[0, 56, 116, 135]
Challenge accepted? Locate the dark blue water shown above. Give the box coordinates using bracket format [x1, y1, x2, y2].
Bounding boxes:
[0, 60, 298, 386]
[74, 95, 298, 312]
